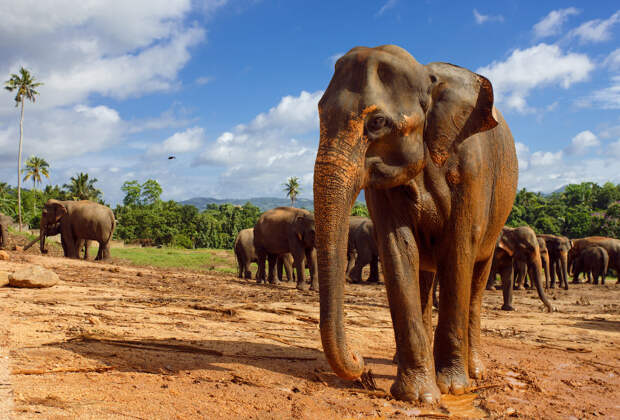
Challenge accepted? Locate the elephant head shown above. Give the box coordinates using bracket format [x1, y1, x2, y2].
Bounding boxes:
[498, 227, 553, 311]
[40, 199, 67, 254]
[293, 213, 316, 249]
[313, 45, 499, 381]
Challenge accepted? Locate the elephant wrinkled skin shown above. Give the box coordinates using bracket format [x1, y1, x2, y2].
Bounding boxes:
[0, 213, 13, 249]
[313, 45, 518, 402]
[40, 199, 115, 260]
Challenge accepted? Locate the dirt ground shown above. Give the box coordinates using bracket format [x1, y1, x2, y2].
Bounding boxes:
[0, 235, 619, 419]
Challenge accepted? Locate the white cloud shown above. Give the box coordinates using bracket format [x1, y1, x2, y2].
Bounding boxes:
[194, 90, 323, 197]
[530, 150, 563, 167]
[147, 127, 205, 156]
[477, 43, 594, 112]
[533, 8, 579, 38]
[604, 48, 620, 70]
[566, 130, 600, 154]
[195, 76, 214, 85]
[473, 9, 504, 25]
[569, 10, 620, 44]
[609, 139, 620, 158]
[377, 0, 397, 16]
[577, 75, 620, 109]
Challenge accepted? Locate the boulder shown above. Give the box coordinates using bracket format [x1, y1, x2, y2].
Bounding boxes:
[0, 251, 9, 261]
[0, 272, 9, 287]
[9, 265, 59, 288]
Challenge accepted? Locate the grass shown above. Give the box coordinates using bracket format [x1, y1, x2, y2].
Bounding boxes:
[111, 247, 237, 273]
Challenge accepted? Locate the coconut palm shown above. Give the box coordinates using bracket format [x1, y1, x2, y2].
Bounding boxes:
[63, 172, 102, 201]
[4, 67, 43, 231]
[23, 156, 50, 214]
[283, 177, 300, 207]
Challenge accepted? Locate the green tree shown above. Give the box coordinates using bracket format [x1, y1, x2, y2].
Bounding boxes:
[141, 179, 162, 205]
[4, 67, 43, 230]
[351, 202, 369, 217]
[64, 172, 102, 201]
[121, 180, 142, 206]
[283, 177, 300, 207]
[22, 156, 50, 214]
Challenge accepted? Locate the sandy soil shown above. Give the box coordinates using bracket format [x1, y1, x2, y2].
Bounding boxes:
[0, 235, 618, 419]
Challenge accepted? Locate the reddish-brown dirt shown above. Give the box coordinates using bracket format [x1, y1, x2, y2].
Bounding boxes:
[0, 234, 618, 419]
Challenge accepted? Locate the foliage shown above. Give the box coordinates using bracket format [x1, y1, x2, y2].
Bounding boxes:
[283, 177, 300, 207]
[351, 202, 370, 217]
[64, 172, 103, 201]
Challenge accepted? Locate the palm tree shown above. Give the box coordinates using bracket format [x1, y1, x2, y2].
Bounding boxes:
[23, 156, 50, 214]
[4, 67, 43, 231]
[283, 177, 300, 207]
[63, 172, 102, 201]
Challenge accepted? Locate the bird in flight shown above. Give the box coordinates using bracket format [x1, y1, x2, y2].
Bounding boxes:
[168, 156, 176, 160]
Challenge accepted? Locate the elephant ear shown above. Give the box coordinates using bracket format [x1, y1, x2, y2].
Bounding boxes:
[47, 201, 67, 223]
[497, 231, 515, 257]
[424, 62, 498, 166]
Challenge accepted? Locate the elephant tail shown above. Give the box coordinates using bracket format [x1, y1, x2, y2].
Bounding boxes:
[105, 214, 116, 244]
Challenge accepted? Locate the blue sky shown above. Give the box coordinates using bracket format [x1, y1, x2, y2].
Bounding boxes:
[1, 1, 619, 205]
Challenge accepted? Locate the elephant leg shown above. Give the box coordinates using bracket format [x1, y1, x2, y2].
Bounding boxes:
[100, 242, 111, 260]
[368, 254, 380, 283]
[283, 255, 293, 282]
[84, 241, 90, 260]
[236, 254, 243, 278]
[63, 234, 79, 259]
[256, 250, 267, 284]
[244, 259, 253, 279]
[276, 256, 284, 282]
[500, 264, 515, 311]
[267, 253, 278, 284]
[468, 256, 493, 380]
[432, 276, 439, 309]
[349, 254, 364, 284]
[434, 247, 475, 395]
[549, 259, 556, 288]
[345, 250, 356, 282]
[485, 270, 496, 290]
[293, 252, 308, 290]
[306, 248, 318, 291]
[420, 271, 435, 340]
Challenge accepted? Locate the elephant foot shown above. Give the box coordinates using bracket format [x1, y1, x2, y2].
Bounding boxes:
[269, 279, 281, 285]
[468, 352, 486, 380]
[296, 281, 309, 291]
[549, 284, 555, 289]
[501, 304, 515, 311]
[514, 285, 521, 290]
[494, 285, 502, 290]
[436, 364, 469, 395]
[309, 280, 319, 291]
[390, 368, 440, 404]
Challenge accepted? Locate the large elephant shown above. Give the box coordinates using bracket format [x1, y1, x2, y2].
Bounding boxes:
[40, 199, 115, 260]
[0, 213, 13, 249]
[570, 237, 620, 283]
[346, 216, 379, 283]
[515, 237, 550, 289]
[253, 207, 318, 291]
[572, 246, 608, 285]
[538, 234, 571, 289]
[41, 222, 90, 259]
[486, 227, 553, 311]
[313, 45, 518, 402]
[234, 228, 293, 281]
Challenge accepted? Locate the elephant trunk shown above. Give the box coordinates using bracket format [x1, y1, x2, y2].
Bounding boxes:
[39, 221, 47, 254]
[542, 253, 550, 289]
[529, 249, 553, 312]
[560, 251, 569, 289]
[313, 142, 365, 381]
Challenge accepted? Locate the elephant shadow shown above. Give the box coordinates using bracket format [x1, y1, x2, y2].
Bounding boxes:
[572, 318, 620, 333]
[46, 336, 380, 389]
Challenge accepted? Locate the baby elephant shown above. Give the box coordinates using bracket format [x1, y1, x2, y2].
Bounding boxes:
[346, 217, 379, 283]
[572, 246, 608, 285]
[234, 228, 293, 282]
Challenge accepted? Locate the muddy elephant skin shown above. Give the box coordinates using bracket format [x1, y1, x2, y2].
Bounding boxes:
[40, 199, 115, 260]
[0, 213, 13, 249]
[346, 217, 379, 283]
[572, 246, 609, 285]
[487, 227, 553, 311]
[313, 45, 519, 402]
[234, 228, 293, 281]
[538, 234, 571, 289]
[253, 207, 318, 291]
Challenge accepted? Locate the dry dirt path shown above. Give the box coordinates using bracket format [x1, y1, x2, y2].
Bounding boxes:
[0, 251, 618, 419]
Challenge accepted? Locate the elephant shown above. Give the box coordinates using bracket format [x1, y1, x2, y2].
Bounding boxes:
[346, 216, 379, 283]
[572, 246, 608, 285]
[40, 199, 115, 260]
[538, 234, 571, 289]
[253, 207, 318, 291]
[515, 237, 550, 289]
[0, 213, 13, 249]
[486, 226, 553, 311]
[313, 45, 520, 402]
[42, 222, 91, 259]
[234, 228, 293, 282]
[570, 237, 620, 283]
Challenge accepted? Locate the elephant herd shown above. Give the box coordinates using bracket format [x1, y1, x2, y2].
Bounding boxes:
[234, 207, 380, 291]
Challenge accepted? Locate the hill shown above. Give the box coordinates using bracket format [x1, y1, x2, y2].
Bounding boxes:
[180, 196, 315, 211]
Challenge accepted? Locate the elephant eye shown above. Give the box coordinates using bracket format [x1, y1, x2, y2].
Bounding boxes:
[366, 114, 390, 135]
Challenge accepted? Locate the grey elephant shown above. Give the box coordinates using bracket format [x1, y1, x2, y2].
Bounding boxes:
[515, 237, 550, 289]
[234, 228, 294, 281]
[253, 207, 318, 291]
[346, 216, 379, 283]
[538, 234, 571, 289]
[42, 222, 90, 259]
[487, 226, 553, 311]
[40, 199, 115, 260]
[572, 246, 608, 285]
[0, 213, 13, 249]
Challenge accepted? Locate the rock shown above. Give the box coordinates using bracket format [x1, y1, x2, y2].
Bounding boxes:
[9, 265, 59, 288]
[0, 251, 9, 261]
[0, 272, 9, 287]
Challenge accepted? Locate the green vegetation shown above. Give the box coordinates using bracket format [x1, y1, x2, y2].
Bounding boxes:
[283, 176, 300, 207]
[111, 247, 236, 273]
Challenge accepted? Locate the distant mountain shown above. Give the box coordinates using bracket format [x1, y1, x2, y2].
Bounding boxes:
[180, 197, 315, 211]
